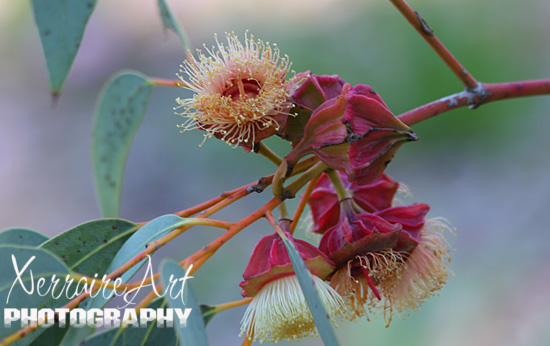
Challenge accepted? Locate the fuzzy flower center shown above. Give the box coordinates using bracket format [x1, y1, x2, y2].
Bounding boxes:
[223, 79, 261, 100]
[330, 249, 405, 322]
[240, 274, 345, 343]
[330, 219, 452, 326]
[175, 32, 299, 147]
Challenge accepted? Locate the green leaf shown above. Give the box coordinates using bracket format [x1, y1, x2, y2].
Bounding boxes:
[0, 246, 72, 340]
[92, 71, 153, 218]
[80, 298, 178, 346]
[25, 322, 73, 346]
[40, 219, 138, 274]
[157, 0, 192, 51]
[80, 328, 119, 346]
[17, 220, 136, 346]
[277, 232, 341, 346]
[89, 215, 188, 310]
[161, 260, 207, 346]
[0, 228, 48, 247]
[31, 0, 97, 93]
[200, 304, 217, 326]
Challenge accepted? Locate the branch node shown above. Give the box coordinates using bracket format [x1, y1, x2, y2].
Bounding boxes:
[249, 177, 271, 193]
[279, 189, 294, 201]
[414, 11, 434, 36]
[465, 83, 491, 109]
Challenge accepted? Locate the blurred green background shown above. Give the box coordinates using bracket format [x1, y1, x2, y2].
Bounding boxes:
[1, 0, 549, 345]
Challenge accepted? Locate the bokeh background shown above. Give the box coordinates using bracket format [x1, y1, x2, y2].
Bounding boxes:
[1, 0, 549, 345]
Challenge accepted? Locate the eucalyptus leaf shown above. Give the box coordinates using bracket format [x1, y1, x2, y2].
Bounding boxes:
[41, 219, 138, 274]
[161, 260, 207, 346]
[25, 220, 137, 346]
[0, 246, 72, 340]
[277, 232, 341, 346]
[92, 71, 153, 218]
[89, 215, 188, 310]
[157, 0, 192, 51]
[0, 228, 48, 247]
[80, 298, 178, 346]
[31, 0, 97, 93]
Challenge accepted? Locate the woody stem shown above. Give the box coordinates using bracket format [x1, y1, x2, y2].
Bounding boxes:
[398, 79, 550, 126]
[389, 0, 478, 89]
[290, 174, 321, 235]
[255, 142, 283, 166]
[148, 78, 183, 87]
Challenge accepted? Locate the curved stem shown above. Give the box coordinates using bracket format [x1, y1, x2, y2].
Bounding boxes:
[175, 183, 251, 217]
[285, 162, 329, 198]
[389, 0, 478, 89]
[398, 79, 550, 126]
[255, 142, 283, 166]
[148, 78, 184, 88]
[182, 197, 282, 273]
[208, 297, 253, 314]
[327, 170, 352, 201]
[290, 174, 321, 235]
[181, 162, 328, 273]
[278, 201, 290, 220]
[272, 160, 289, 197]
[135, 282, 163, 310]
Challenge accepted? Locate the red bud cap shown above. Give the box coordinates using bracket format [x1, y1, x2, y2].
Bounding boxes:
[284, 74, 417, 185]
[319, 199, 403, 267]
[239, 232, 335, 297]
[376, 203, 430, 252]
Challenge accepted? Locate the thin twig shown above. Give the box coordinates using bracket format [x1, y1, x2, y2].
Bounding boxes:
[255, 142, 283, 166]
[148, 78, 183, 87]
[290, 174, 321, 234]
[398, 79, 550, 126]
[389, 0, 479, 89]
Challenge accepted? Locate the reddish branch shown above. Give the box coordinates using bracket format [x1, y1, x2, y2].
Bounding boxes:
[398, 79, 550, 126]
[389, 0, 479, 89]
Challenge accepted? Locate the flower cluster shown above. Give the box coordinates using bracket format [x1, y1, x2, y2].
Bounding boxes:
[238, 172, 452, 342]
[176, 33, 452, 343]
[311, 171, 452, 324]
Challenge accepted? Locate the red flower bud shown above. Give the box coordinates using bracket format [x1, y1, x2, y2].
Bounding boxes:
[308, 171, 399, 234]
[291, 74, 346, 112]
[318, 199, 403, 268]
[284, 74, 417, 185]
[375, 203, 430, 252]
[240, 232, 335, 297]
[239, 231, 345, 343]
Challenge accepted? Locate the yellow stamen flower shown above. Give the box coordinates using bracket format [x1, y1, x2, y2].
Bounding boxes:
[330, 219, 452, 326]
[240, 275, 345, 343]
[176, 31, 301, 150]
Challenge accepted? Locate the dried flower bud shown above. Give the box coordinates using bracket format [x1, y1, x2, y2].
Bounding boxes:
[284, 74, 417, 185]
[316, 192, 450, 324]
